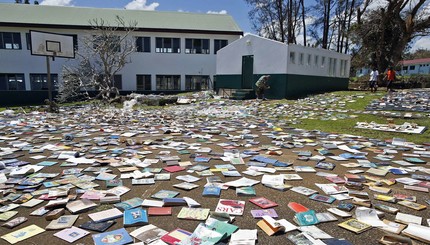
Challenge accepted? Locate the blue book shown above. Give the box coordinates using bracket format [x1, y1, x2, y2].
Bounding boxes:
[250, 156, 277, 164]
[123, 208, 148, 227]
[202, 186, 221, 197]
[390, 168, 408, 175]
[92, 228, 133, 245]
[294, 210, 319, 226]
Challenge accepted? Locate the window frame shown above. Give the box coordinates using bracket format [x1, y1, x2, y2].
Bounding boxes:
[185, 75, 210, 90]
[135, 36, 151, 53]
[185, 38, 210, 54]
[0, 32, 22, 50]
[30, 73, 58, 91]
[156, 75, 181, 90]
[136, 74, 152, 91]
[0, 73, 25, 91]
[214, 39, 228, 54]
[155, 37, 180, 53]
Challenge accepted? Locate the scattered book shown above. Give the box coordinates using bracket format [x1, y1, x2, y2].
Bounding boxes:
[309, 194, 336, 204]
[249, 197, 278, 209]
[250, 208, 278, 218]
[79, 220, 116, 232]
[92, 228, 133, 245]
[202, 186, 221, 197]
[54, 226, 90, 243]
[161, 228, 193, 245]
[215, 199, 245, 216]
[88, 208, 123, 223]
[257, 215, 297, 236]
[401, 223, 430, 244]
[151, 190, 179, 199]
[177, 207, 210, 220]
[163, 198, 187, 206]
[338, 218, 372, 234]
[46, 215, 79, 230]
[129, 224, 168, 244]
[397, 200, 426, 211]
[1, 224, 45, 244]
[294, 210, 319, 226]
[114, 197, 143, 210]
[148, 207, 172, 216]
[236, 186, 256, 196]
[395, 212, 422, 225]
[123, 208, 148, 227]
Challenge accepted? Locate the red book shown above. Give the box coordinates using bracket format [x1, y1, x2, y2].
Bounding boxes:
[325, 176, 346, 184]
[163, 166, 185, 173]
[288, 202, 309, 213]
[249, 197, 278, 209]
[161, 228, 192, 245]
[148, 207, 172, 216]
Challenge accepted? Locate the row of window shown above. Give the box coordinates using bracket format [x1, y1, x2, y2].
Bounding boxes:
[1, 32, 229, 54]
[289, 51, 348, 77]
[0, 73, 210, 91]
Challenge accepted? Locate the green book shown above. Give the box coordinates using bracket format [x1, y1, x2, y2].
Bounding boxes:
[236, 186, 256, 196]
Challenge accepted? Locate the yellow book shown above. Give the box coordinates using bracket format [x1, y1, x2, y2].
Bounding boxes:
[1, 224, 45, 244]
[338, 219, 372, 234]
[210, 168, 228, 172]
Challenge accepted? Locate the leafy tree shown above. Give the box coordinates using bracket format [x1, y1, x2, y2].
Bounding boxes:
[404, 48, 430, 60]
[58, 16, 137, 103]
[352, 0, 430, 72]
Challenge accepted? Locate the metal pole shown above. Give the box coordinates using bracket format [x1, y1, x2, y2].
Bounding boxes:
[46, 56, 52, 102]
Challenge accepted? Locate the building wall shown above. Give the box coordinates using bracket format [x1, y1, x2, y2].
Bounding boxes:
[401, 63, 430, 75]
[0, 26, 240, 94]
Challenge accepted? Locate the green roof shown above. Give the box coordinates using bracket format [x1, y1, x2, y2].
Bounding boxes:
[0, 3, 242, 34]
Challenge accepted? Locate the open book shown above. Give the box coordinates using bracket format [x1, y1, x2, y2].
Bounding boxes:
[257, 215, 297, 236]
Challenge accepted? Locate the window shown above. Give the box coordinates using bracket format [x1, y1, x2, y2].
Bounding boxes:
[114, 75, 122, 90]
[30, 74, 58, 90]
[156, 75, 180, 90]
[307, 54, 311, 66]
[410, 65, 415, 70]
[299, 53, 304, 65]
[333, 59, 337, 76]
[0, 32, 21, 49]
[185, 75, 210, 90]
[314, 55, 319, 66]
[0, 74, 25, 90]
[93, 35, 120, 52]
[136, 75, 151, 91]
[155, 37, 180, 53]
[343, 60, 348, 77]
[403, 66, 408, 71]
[289, 52, 295, 64]
[214, 39, 228, 54]
[136, 37, 150, 52]
[321, 56, 326, 68]
[185, 38, 209, 54]
[340, 60, 345, 76]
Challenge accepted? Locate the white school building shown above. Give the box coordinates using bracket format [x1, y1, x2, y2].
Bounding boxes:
[0, 3, 242, 105]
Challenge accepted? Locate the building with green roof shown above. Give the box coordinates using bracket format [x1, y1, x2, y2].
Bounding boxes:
[0, 3, 242, 105]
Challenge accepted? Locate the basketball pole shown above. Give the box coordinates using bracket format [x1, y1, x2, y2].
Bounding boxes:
[46, 56, 52, 102]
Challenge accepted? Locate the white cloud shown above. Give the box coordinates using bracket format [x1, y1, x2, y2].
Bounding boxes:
[207, 10, 227, 15]
[40, 0, 73, 6]
[410, 36, 430, 51]
[125, 0, 159, 10]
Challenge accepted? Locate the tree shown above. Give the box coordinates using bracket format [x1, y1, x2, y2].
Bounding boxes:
[352, 0, 430, 72]
[58, 16, 137, 103]
[404, 48, 430, 60]
[245, 0, 304, 44]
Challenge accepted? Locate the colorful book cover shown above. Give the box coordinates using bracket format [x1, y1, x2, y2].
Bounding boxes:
[148, 207, 172, 216]
[315, 162, 336, 170]
[338, 219, 372, 234]
[79, 220, 116, 232]
[288, 202, 309, 213]
[236, 186, 256, 196]
[215, 199, 246, 216]
[249, 197, 278, 209]
[92, 228, 133, 245]
[309, 194, 336, 204]
[178, 223, 223, 245]
[251, 208, 278, 218]
[1, 224, 45, 244]
[123, 208, 148, 227]
[205, 217, 238, 238]
[202, 186, 221, 197]
[114, 197, 143, 210]
[53, 226, 90, 243]
[294, 210, 319, 226]
[177, 207, 210, 220]
[161, 228, 192, 245]
[151, 190, 179, 200]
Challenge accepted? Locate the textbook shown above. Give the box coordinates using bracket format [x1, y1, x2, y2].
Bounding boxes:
[202, 186, 221, 197]
[92, 228, 133, 245]
[294, 210, 319, 226]
[215, 199, 246, 216]
[257, 215, 297, 236]
[151, 190, 179, 200]
[148, 207, 172, 216]
[114, 197, 143, 210]
[66, 199, 97, 214]
[54, 226, 90, 243]
[46, 215, 79, 230]
[309, 194, 336, 204]
[177, 207, 210, 220]
[123, 208, 148, 227]
[338, 218, 372, 234]
[162, 198, 187, 206]
[249, 197, 278, 209]
[250, 208, 278, 218]
[236, 186, 256, 196]
[161, 228, 192, 245]
[1, 224, 45, 244]
[88, 208, 123, 223]
[79, 220, 116, 232]
[129, 224, 168, 244]
[178, 223, 224, 245]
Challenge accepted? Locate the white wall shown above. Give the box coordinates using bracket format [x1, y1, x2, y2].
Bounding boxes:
[0, 26, 240, 91]
[287, 44, 350, 78]
[216, 34, 288, 75]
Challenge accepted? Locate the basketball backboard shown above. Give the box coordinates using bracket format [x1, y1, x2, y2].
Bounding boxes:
[30, 30, 75, 58]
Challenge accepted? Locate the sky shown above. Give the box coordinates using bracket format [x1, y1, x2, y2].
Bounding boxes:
[1, 0, 429, 51]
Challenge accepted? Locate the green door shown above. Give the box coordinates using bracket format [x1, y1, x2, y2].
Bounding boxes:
[242, 55, 254, 88]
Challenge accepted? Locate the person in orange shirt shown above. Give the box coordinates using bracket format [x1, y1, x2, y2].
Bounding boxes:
[385, 67, 396, 92]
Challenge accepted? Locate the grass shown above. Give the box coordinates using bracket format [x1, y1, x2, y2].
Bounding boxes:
[279, 90, 430, 144]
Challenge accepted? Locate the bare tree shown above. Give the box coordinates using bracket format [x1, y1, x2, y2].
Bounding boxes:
[58, 16, 137, 103]
[245, 0, 304, 44]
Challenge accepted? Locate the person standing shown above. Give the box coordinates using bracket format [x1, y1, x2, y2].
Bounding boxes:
[369, 67, 379, 93]
[255, 75, 271, 100]
[385, 67, 396, 92]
